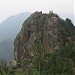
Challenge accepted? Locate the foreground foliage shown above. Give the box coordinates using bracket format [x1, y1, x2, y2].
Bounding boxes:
[0, 45, 75, 75]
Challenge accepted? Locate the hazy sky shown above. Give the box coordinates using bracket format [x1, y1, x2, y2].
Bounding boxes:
[0, 0, 74, 24]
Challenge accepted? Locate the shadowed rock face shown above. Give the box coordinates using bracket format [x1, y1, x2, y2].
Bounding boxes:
[14, 11, 75, 63]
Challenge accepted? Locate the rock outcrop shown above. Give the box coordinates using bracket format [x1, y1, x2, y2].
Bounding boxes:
[14, 11, 75, 64]
[5, 60, 17, 72]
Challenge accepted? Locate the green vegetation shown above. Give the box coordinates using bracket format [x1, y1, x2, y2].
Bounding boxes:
[0, 44, 75, 75]
[31, 44, 75, 75]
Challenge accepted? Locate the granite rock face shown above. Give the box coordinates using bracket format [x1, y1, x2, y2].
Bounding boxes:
[14, 11, 75, 64]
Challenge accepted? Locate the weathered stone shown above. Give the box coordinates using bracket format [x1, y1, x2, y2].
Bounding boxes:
[14, 11, 75, 64]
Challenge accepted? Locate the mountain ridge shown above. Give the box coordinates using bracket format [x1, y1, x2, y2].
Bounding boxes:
[0, 12, 31, 60]
[0, 12, 31, 41]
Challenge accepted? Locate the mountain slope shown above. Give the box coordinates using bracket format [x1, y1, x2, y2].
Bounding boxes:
[14, 11, 75, 63]
[0, 39, 14, 61]
[0, 12, 31, 41]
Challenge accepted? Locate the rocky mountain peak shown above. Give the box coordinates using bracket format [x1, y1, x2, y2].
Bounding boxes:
[14, 11, 75, 63]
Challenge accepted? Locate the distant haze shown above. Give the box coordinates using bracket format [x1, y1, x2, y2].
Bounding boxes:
[0, 12, 31, 61]
[0, 12, 31, 41]
[0, 0, 74, 25]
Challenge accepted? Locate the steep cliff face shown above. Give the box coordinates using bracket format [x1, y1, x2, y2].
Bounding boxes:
[14, 11, 75, 63]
